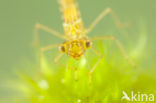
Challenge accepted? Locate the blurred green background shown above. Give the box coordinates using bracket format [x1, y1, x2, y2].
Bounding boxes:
[0, 0, 156, 103]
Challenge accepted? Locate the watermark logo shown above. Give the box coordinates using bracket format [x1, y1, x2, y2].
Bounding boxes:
[121, 91, 154, 102]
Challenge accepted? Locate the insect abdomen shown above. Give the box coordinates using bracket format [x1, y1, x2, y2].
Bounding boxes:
[59, 0, 85, 39]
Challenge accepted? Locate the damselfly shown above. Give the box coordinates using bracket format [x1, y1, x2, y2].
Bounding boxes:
[32, 0, 135, 82]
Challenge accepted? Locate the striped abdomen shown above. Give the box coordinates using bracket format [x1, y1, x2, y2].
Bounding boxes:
[59, 0, 85, 40]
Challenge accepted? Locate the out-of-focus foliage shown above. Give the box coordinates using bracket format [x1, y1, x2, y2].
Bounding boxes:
[12, 21, 156, 103]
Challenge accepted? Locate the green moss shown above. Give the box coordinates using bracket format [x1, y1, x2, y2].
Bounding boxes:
[15, 21, 156, 103]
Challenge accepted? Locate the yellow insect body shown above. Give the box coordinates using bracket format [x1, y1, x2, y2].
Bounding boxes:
[33, 0, 135, 82]
[59, 0, 91, 59]
[59, 0, 85, 39]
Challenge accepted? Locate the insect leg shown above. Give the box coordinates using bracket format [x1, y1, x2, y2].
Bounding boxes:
[32, 23, 65, 47]
[90, 35, 136, 67]
[89, 48, 102, 83]
[38, 44, 59, 77]
[73, 67, 78, 81]
[53, 53, 64, 67]
[67, 59, 78, 81]
[86, 8, 128, 34]
[54, 54, 78, 81]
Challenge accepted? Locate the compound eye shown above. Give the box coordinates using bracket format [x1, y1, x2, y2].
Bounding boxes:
[85, 40, 92, 49]
[59, 45, 67, 53]
[61, 46, 65, 52]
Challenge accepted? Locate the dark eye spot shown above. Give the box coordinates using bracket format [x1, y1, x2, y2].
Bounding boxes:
[86, 41, 90, 48]
[61, 46, 65, 52]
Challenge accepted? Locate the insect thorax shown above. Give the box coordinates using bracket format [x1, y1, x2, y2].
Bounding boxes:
[59, 0, 85, 40]
[63, 18, 86, 40]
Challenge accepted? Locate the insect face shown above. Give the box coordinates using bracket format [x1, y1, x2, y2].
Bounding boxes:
[59, 39, 92, 59]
